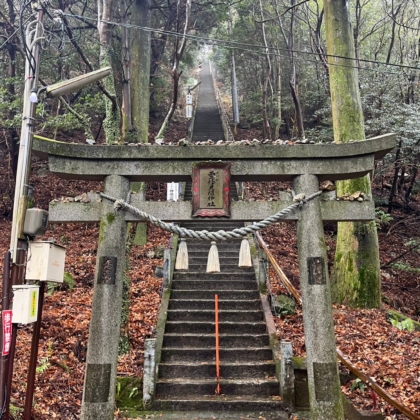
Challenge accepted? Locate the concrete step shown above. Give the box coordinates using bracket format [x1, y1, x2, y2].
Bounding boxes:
[162, 334, 269, 348]
[173, 272, 255, 280]
[155, 378, 279, 397]
[192, 128, 224, 133]
[188, 256, 242, 264]
[169, 289, 260, 300]
[166, 309, 264, 323]
[158, 361, 276, 379]
[152, 395, 285, 413]
[186, 250, 242, 258]
[178, 244, 241, 253]
[160, 347, 273, 363]
[164, 321, 267, 335]
[187, 262, 252, 271]
[168, 299, 261, 310]
[171, 279, 256, 290]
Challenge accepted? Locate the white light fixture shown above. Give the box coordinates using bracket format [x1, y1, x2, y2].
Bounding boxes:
[29, 90, 38, 103]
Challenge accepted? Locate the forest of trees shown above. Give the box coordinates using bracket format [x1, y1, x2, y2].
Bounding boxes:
[0, 0, 418, 195]
[0, 0, 420, 148]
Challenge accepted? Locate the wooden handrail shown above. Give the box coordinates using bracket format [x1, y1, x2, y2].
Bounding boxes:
[255, 231, 302, 304]
[215, 294, 221, 395]
[255, 232, 420, 420]
[337, 349, 420, 420]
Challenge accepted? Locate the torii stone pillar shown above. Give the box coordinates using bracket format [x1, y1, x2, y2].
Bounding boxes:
[81, 175, 129, 420]
[294, 174, 344, 419]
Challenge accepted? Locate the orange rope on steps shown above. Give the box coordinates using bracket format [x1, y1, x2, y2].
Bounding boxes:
[215, 294, 221, 395]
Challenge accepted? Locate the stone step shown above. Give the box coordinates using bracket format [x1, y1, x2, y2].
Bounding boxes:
[166, 309, 264, 323]
[160, 347, 273, 363]
[152, 395, 285, 413]
[169, 289, 260, 300]
[158, 361, 276, 379]
[173, 272, 255, 280]
[193, 123, 223, 128]
[188, 256, 241, 264]
[171, 279, 256, 290]
[155, 378, 279, 397]
[164, 321, 267, 335]
[163, 333, 269, 348]
[187, 263, 252, 271]
[178, 244, 241, 253]
[168, 299, 261, 310]
[192, 128, 224, 134]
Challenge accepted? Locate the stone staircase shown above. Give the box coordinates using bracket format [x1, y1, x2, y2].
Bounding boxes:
[153, 221, 284, 413]
[191, 61, 225, 142]
[152, 59, 284, 415]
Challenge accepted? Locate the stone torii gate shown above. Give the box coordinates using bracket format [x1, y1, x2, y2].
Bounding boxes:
[33, 133, 395, 420]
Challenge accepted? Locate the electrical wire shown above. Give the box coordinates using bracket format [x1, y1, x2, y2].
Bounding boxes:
[0, 17, 32, 51]
[61, 12, 420, 75]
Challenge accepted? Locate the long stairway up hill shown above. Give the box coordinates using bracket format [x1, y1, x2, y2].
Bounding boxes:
[192, 61, 225, 142]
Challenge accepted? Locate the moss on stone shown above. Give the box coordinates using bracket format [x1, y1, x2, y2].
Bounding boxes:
[115, 376, 143, 412]
[106, 212, 116, 224]
[293, 356, 307, 370]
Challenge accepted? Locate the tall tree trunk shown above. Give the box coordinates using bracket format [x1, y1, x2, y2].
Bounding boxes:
[156, 0, 191, 139]
[276, 0, 305, 139]
[5, 0, 19, 178]
[228, 13, 240, 134]
[275, 53, 282, 139]
[98, 0, 121, 144]
[121, 0, 132, 142]
[130, 0, 151, 143]
[387, 140, 402, 214]
[259, 0, 272, 140]
[325, 0, 381, 308]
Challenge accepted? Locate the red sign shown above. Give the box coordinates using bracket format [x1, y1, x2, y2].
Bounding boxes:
[2, 310, 13, 356]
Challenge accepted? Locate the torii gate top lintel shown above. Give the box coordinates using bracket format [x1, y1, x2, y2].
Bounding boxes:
[33, 133, 396, 183]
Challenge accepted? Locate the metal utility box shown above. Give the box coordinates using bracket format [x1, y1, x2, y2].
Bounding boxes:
[23, 208, 49, 236]
[12, 285, 39, 324]
[26, 241, 66, 283]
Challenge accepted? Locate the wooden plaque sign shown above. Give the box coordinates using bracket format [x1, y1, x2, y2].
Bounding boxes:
[192, 162, 231, 217]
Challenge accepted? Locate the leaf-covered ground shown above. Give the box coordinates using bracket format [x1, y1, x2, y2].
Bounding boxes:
[247, 181, 420, 419]
[0, 147, 419, 419]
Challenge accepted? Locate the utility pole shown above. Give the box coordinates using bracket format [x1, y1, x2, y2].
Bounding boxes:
[10, 3, 44, 262]
[228, 8, 240, 135]
[1, 3, 45, 419]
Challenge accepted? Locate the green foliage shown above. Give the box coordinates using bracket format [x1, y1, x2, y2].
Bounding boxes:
[389, 316, 415, 332]
[0, 86, 23, 129]
[390, 262, 420, 274]
[350, 378, 365, 392]
[36, 339, 53, 374]
[9, 404, 23, 417]
[47, 272, 75, 295]
[128, 387, 139, 399]
[41, 92, 104, 137]
[374, 209, 393, 229]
